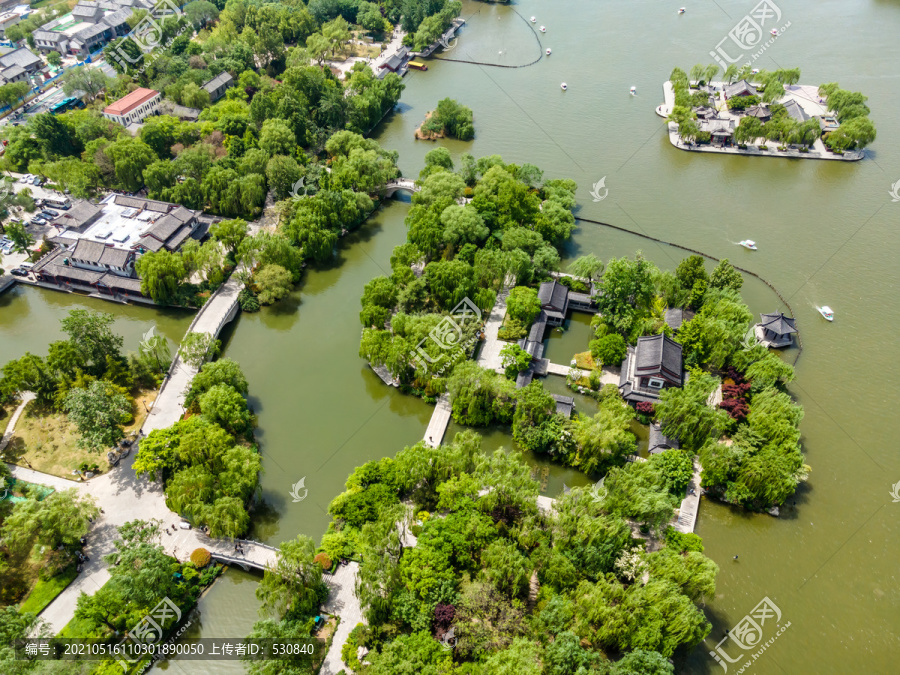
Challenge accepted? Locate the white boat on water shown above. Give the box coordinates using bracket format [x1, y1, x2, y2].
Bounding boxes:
[630, 86, 636, 95]
[546, 48, 552, 55]
[561, 83, 567, 91]
[739, 239, 757, 250]
[540, 26, 546, 32]
[531, 16, 536, 23]
[678, 7, 685, 13]
[770, 29, 778, 36]
[817, 306, 834, 321]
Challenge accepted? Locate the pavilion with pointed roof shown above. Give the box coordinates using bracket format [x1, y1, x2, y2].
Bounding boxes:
[754, 311, 798, 348]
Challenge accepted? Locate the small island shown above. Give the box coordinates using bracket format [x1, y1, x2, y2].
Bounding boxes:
[659, 64, 875, 160]
[415, 98, 475, 140]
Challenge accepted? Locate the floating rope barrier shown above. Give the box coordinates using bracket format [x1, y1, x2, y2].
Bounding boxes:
[575, 216, 803, 365]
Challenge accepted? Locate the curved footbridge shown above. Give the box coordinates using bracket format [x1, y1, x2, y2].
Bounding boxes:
[143, 275, 242, 431]
[382, 177, 420, 198]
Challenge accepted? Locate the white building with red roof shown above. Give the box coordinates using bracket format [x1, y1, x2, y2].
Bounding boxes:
[102, 87, 160, 127]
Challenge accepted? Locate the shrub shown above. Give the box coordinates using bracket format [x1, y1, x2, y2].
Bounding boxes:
[498, 317, 527, 341]
[636, 401, 655, 417]
[190, 548, 212, 567]
[557, 276, 588, 293]
[589, 334, 627, 365]
[664, 527, 704, 553]
[505, 287, 541, 326]
[314, 552, 333, 571]
[238, 287, 259, 312]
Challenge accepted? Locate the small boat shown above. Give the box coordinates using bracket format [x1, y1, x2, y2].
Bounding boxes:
[531, 16, 536, 23]
[630, 86, 636, 95]
[751, 68, 760, 74]
[408, 60, 428, 71]
[770, 29, 778, 36]
[546, 48, 552, 55]
[678, 7, 685, 13]
[560, 82, 567, 91]
[540, 26, 546, 32]
[817, 306, 834, 321]
[738, 239, 757, 250]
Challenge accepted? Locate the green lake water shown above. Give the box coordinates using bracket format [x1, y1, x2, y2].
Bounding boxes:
[2, 0, 899, 670]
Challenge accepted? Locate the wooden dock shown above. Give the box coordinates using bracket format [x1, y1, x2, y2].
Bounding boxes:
[673, 459, 703, 533]
[370, 363, 397, 387]
[423, 394, 451, 447]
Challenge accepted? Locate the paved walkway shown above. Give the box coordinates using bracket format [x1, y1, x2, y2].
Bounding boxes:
[320, 562, 363, 675]
[4, 276, 245, 634]
[423, 394, 452, 448]
[475, 287, 511, 374]
[0, 391, 35, 454]
[673, 459, 703, 533]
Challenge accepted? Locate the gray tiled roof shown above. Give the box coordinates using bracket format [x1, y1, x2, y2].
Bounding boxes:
[52, 201, 103, 232]
[113, 195, 146, 209]
[164, 225, 192, 251]
[634, 334, 683, 383]
[101, 8, 133, 27]
[528, 310, 547, 343]
[664, 308, 694, 330]
[0, 48, 41, 70]
[551, 393, 574, 417]
[781, 99, 810, 122]
[745, 104, 770, 118]
[97, 273, 142, 292]
[147, 213, 182, 241]
[71, 238, 106, 263]
[759, 312, 797, 335]
[202, 71, 233, 93]
[99, 246, 131, 267]
[538, 280, 568, 312]
[649, 422, 679, 452]
[724, 79, 757, 98]
[34, 30, 64, 43]
[134, 234, 165, 252]
[169, 206, 195, 222]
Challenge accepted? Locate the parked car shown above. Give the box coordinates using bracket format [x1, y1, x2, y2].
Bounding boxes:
[30, 217, 46, 227]
[32, 177, 42, 186]
[20, 174, 33, 183]
[41, 209, 59, 218]
[10, 267, 28, 277]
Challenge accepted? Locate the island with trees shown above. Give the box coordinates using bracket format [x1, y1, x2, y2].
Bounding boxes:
[416, 98, 476, 141]
[662, 64, 875, 160]
[296, 432, 718, 674]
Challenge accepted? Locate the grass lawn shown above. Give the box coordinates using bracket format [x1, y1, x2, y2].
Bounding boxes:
[574, 351, 598, 370]
[18, 566, 78, 615]
[58, 613, 102, 639]
[333, 41, 380, 60]
[4, 389, 157, 479]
